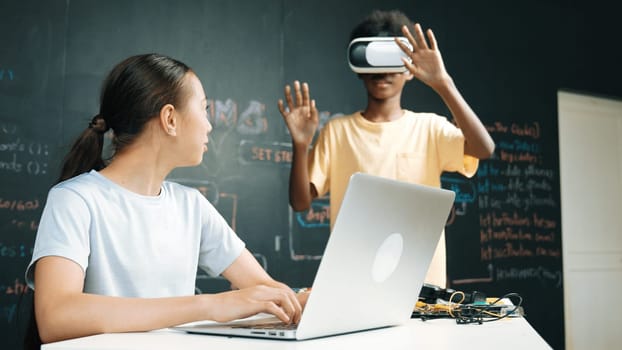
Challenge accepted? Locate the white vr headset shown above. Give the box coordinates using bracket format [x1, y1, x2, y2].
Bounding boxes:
[347, 37, 412, 73]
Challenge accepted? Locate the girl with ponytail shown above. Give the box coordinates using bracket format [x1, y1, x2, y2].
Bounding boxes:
[25, 54, 306, 344]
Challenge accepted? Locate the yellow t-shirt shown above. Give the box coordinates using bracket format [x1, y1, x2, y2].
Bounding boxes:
[308, 110, 478, 288]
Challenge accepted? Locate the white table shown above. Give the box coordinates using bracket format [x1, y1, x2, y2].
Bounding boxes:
[42, 317, 552, 350]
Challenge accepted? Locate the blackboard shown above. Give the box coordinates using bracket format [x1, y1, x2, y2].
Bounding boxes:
[2, 0, 621, 349]
[443, 118, 563, 346]
[1, 0, 67, 348]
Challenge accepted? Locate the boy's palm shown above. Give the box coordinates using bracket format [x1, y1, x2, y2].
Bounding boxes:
[397, 23, 451, 90]
[409, 47, 448, 88]
[283, 107, 318, 145]
[278, 81, 319, 146]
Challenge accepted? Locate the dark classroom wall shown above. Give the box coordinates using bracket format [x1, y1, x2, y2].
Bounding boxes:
[1, 0, 620, 349]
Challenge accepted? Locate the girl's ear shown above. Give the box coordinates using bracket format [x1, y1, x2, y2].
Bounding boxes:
[159, 104, 177, 136]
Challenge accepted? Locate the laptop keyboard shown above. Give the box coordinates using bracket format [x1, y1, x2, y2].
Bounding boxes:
[232, 322, 298, 330]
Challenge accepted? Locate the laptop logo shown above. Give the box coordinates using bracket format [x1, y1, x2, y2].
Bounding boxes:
[371, 233, 404, 283]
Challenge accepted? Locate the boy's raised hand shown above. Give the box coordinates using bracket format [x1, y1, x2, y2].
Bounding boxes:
[278, 81, 319, 147]
[395, 23, 451, 91]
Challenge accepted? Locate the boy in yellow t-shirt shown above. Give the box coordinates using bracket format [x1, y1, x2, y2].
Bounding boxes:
[278, 10, 495, 288]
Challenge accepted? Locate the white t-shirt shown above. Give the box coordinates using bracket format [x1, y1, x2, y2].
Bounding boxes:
[25, 170, 245, 298]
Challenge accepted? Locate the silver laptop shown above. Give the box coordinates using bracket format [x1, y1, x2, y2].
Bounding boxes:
[173, 172, 455, 340]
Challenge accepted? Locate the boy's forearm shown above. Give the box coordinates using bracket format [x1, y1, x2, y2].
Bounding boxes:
[432, 76, 495, 159]
[289, 144, 314, 211]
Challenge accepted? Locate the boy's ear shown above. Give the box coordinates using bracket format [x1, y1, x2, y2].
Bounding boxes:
[404, 70, 414, 81]
[159, 104, 177, 136]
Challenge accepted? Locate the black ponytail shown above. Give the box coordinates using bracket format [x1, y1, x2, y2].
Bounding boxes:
[57, 115, 108, 183]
